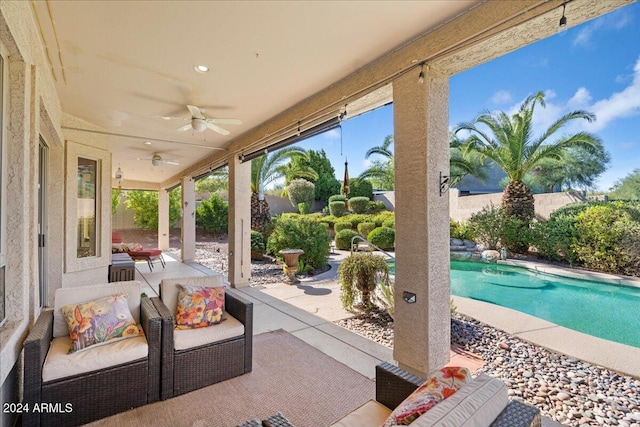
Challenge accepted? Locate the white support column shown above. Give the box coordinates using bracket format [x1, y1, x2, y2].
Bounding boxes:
[158, 188, 170, 251]
[181, 177, 196, 262]
[392, 66, 451, 377]
[228, 154, 251, 288]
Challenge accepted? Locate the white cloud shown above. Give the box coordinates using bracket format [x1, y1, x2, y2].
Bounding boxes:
[572, 9, 633, 47]
[491, 90, 512, 105]
[323, 128, 341, 140]
[362, 159, 371, 168]
[567, 87, 592, 109]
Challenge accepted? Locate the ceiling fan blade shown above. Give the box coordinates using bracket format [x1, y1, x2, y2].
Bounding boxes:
[177, 123, 192, 132]
[207, 123, 230, 136]
[187, 105, 204, 119]
[208, 118, 242, 125]
[164, 160, 180, 165]
[151, 115, 189, 121]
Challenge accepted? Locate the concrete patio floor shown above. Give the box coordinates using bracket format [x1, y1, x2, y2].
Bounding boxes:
[134, 251, 484, 380]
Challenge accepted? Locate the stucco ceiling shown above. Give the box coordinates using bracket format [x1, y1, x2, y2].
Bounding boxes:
[32, 0, 481, 185]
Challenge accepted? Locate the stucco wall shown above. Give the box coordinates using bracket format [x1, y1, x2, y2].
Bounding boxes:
[265, 194, 325, 216]
[449, 189, 588, 222]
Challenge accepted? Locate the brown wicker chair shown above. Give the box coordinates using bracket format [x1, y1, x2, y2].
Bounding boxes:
[151, 276, 253, 399]
[23, 281, 163, 427]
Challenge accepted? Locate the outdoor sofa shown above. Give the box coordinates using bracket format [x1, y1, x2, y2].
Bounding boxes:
[23, 281, 163, 427]
[330, 362, 541, 427]
[151, 275, 253, 399]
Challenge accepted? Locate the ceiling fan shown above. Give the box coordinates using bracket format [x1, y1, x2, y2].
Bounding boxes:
[136, 153, 180, 167]
[160, 105, 241, 135]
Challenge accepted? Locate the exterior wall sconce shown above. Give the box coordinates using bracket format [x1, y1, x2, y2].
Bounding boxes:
[439, 171, 463, 196]
[403, 291, 416, 304]
[559, 2, 568, 28]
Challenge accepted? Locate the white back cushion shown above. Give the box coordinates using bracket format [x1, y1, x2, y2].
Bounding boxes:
[160, 275, 225, 314]
[53, 281, 141, 338]
[411, 373, 509, 427]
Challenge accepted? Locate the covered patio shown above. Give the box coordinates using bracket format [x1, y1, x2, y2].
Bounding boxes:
[0, 0, 633, 425]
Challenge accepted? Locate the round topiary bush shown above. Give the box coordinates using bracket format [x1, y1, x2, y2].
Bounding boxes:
[335, 229, 359, 251]
[348, 196, 370, 214]
[368, 227, 395, 250]
[334, 221, 353, 233]
[266, 216, 331, 269]
[382, 219, 394, 229]
[328, 194, 347, 203]
[329, 201, 346, 217]
[357, 222, 376, 238]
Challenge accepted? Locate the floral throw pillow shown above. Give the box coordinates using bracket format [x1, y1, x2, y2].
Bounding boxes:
[175, 285, 225, 329]
[61, 294, 142, 353]
[382, 366, 471, 426]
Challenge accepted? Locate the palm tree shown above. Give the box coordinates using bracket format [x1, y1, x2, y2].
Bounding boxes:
[449, 133, 488, 186]
[359, 135, 394, 190]
[454, 91, 602, 222]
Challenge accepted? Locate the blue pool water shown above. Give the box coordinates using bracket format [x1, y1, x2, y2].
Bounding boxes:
[388, 260, 640, 347]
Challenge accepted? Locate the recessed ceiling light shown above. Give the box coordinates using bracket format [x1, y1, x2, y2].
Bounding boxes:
[144, 141, 152, 145]
[194, 65, 209, 73]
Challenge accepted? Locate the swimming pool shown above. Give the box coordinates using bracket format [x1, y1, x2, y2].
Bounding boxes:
[450, 261, 640, 348]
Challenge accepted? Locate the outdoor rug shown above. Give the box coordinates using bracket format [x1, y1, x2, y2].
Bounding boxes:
[87, 329, 375, 427]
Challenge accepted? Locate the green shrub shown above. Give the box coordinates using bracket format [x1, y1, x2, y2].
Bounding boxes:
[334, 221, 353, 233]
[367, 201, 386, 214]
[338, 253, 390, 311]
[382, 219, 395, 229]
[250, 230, 265, 260]
[530, 214, 580, 264]
[349, 196, 370, 214]
[266, 216, 331, 269]
[328, 194, 347, 203]
[571, 204, 640, 274]
[329, 201, 346, 217]
[335, 229, 359, 251]
[371, 211, 394, 227]
[297, 202, 311, 214]
[450, 219, 474, 241]
[287, 178, 315, 208]
[195, 193, 229, 234]
[368, 227, 395, 250]
[357, 222, 376, 238]
[125, 189, 181, 230]
[348, 178, 373, 199]
[468, 204, 506, 250]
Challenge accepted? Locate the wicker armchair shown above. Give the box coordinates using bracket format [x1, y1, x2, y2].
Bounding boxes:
[151, 276, 253, 399]
[23, 281, 162, 427]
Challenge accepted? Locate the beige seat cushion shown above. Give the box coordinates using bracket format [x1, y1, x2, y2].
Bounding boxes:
[42, 335, 148, 383]
[160, 275, 225, 314]
[411, 373, 509, 427]
[329, 400, 392, 427]
[173, 313, 245, 351]
[52, 281, 141, 338]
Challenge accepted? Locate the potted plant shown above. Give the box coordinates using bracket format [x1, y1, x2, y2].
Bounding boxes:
[338, 252, 390, 311]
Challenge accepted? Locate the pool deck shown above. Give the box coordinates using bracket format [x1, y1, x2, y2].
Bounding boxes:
[454, 259, 640, 379]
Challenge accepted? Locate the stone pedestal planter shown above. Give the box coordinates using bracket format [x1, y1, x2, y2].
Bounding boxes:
[279, 249, 304, 284]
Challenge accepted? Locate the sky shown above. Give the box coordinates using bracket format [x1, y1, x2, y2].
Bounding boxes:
[297, 2, 640, 192]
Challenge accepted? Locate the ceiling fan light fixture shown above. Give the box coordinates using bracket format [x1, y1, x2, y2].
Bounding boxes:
[152, 154, 163, 167]
[194, 64, 209, 73]
[191, 117, 208, 132]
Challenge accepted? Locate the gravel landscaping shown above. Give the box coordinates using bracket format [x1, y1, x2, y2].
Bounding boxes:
[337, 310, 640, 427]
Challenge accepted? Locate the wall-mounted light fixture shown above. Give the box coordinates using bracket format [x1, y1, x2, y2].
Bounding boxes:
[418, 63, 425, 84]
[403, 291, 416, 304]
[439, 171, 464, 196]
[559, 2, 568, 28]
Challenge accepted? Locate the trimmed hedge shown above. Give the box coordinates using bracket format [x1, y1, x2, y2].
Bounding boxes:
[329, 201, 346, 217]
[368, 227, 395, 250]
[349, 196, 370, 214]
[382, 219, 395, 229]
[328, 194, 347, 203]
[335, 229, 359, 251]
[334, 221, 353, 233]
[357, 222, 376, 238]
